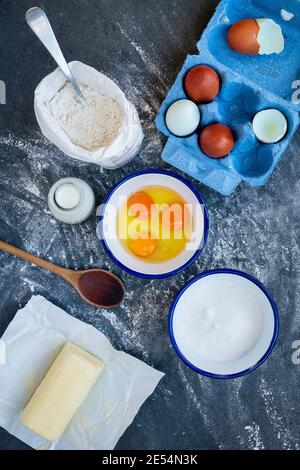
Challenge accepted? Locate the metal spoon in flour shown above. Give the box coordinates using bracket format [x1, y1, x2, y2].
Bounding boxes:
[26, 7, 86, 103]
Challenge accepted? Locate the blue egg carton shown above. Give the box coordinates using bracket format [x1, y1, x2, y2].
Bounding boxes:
[155, 0, 300, 195]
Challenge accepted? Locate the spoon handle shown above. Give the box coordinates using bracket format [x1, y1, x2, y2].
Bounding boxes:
[0, 240, 72, 279]
[25, 7, 86, 102]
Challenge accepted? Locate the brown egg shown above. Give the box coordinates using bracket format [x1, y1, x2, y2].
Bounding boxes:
[227, 19, 260, 55]
[199, 124, 235, 159]
[184, 65, 220, 103]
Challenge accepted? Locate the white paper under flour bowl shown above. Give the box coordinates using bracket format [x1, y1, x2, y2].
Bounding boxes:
[34, 61, 144, 168]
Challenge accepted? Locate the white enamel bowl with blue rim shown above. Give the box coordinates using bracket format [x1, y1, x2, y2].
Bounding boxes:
[169, 269, 279, 379]
[97, 169, 209, 279]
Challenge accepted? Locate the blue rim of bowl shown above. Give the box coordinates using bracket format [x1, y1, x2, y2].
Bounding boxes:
[169, 268, 280, 379]
[97, 169, 209, 279]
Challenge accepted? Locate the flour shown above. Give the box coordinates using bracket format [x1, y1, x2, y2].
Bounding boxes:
[49, 82, 124, 151]
[34, 62, 143, 166]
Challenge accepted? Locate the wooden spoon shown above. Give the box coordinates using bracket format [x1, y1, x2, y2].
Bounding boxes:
[0, 240, 125, 309]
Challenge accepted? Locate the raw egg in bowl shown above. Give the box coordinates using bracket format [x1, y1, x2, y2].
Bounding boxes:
[97, 170, 209, 278]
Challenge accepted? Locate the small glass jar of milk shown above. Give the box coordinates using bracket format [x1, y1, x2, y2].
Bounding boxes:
[48, 177, 95, 224]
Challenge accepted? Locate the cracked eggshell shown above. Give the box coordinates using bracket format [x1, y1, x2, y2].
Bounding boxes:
[227, 18, 284, 56]
[281, 9, 295, 22]
[252, 109, 287, 144]
[256, 19, 284, 55]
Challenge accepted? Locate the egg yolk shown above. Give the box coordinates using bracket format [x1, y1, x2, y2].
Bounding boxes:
[128, 191, 154, 220]
[161, 202, 185, 231]
[129, 233, 158, 258]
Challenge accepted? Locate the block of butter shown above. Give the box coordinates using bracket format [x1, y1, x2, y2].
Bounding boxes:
[21, 342, 104, 441]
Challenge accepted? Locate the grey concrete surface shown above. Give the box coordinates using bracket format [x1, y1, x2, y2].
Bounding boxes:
[0, 0, 299, 450]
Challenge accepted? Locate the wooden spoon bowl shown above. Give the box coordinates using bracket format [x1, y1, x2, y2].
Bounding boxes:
[68, 268, 125, 308]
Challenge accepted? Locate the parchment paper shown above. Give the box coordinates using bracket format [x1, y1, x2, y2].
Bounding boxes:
[0, 295, 164, 450]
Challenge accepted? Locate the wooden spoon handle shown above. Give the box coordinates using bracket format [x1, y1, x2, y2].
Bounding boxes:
[0, 240, 72, 279]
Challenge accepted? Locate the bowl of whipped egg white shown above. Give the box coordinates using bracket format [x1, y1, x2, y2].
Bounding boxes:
[169, 269, 279, 379]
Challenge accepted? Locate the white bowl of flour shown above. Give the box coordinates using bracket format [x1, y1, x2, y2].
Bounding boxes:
[169, 269, 279, 379]
[34, 61, 144, 168]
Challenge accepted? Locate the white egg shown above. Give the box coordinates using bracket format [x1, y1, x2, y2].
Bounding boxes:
[165, 99, 201, 137]
[253, 109, 287, 144]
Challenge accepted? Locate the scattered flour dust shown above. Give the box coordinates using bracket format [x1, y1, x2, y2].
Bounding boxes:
[0, 132, 56, 171]
[116, 22, 163, 79]
[177, 363, 216, 438]
[244, 423, 264, 450]
[22, 278, 36, 293]
[50, 82, 124, 151]
[100, 308, 148, 359]
[23, 181, 41, 198]
[259, 377, 299, 450]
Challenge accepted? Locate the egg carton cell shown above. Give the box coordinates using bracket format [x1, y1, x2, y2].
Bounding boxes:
[156, 0, 300, 195]
[203, 0, 300, 102]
